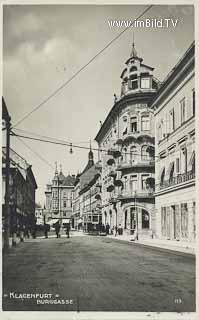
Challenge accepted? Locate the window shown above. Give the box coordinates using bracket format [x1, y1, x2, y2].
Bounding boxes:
[141, 145, 150, 160]
[130, 175, 137, 192]
[124, 210, 127, 229]
[181, 203, 188, 238]
[130, 66, 137, 72]
[129, 74, 138, 90]
[63, 200, 67, 208]
[130, 146, 137, 162]
[130, 207, 136, 229]
[180, 98, 186, 124]
[123, 147, 128, 162]
[141, 174, 149, 190]
[160, 167, 165, 185]
[122, 117, 128, 135]
[130, 116, 137, 132]
[161, 207, 167, 237]
[182, 147, 187, 173]
[192, 90, 195, 116]
[142, 209, 149, 229]
[141, 78, 150, 89]
[176, 158, 180, 173]
[141, 115, 150, 131]
[123, 176, 128, 190]
[169, 108, 175, 132]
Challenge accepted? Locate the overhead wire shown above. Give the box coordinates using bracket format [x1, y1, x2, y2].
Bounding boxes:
[11, 5, 154, 129]
[11, 130, 160, 161]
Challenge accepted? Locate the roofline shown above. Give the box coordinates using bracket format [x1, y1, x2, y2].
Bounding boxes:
[150, 41, 195, 108]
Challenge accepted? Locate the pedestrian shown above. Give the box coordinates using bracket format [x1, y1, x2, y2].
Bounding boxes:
[55, 222, 60, 238]
[65, 224, 70, 238]
[44, 223, 49, 238]
[118, 224, 122, 235]
[105, 223, 110, 235]
[115, 225, 118, 237]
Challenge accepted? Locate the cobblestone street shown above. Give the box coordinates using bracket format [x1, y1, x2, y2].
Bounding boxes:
[3, 233, 195, 312]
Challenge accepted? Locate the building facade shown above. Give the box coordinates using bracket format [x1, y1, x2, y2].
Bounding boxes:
[35, 205, 44, 226]
[151, 42, 195, 242]
[71, 175, 81, 230]
[78, 148, 102, 232]
[2, 147, 37, 241]
[95, 43, 159, 238]
[45, 165, 75, 227]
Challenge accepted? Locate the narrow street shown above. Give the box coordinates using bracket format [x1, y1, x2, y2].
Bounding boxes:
[3, 233, 195, 312]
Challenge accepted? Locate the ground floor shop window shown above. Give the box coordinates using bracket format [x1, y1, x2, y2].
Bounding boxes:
[130, 207, 136, 229]
[142, 209, 149, 229]
[161, 207, 167, 237]
[181, 203, 188, 238]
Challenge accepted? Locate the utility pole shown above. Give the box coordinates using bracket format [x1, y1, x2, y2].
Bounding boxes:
[3, 98, 11, 252]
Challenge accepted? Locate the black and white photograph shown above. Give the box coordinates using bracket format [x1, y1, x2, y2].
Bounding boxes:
[1, 0, 197, 316]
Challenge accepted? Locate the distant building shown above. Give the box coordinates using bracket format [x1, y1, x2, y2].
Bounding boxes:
[71, 174, 81, 230]
[79, 148, 102, 232]
[2, 147, 37, 237]
[151, 42, 195, 242]
[95, 42, 159, 238]
[45, 165, 75, 227]
[35, 204, 44, 226]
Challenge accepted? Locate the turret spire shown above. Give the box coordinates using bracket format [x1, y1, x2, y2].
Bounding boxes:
[130, 34, 138, 58]
[55, 161, 58, 175]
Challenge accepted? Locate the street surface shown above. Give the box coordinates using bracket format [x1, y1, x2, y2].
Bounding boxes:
[3, 233, 195, 312]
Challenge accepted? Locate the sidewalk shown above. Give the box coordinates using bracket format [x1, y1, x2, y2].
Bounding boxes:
[107, 234, 196, 256]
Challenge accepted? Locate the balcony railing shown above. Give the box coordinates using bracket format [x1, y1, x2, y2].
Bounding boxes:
[117, 159, 155, 170]
[157, 171, 195, 191]
[117, 189, 154, 200]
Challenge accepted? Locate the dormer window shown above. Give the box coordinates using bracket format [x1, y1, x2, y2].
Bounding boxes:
[129, 74, 138, 90]
[141, 78, 150, 89]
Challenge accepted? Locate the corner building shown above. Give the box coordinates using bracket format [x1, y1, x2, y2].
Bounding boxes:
[95, 43, 159, 238]
[151, 42, 195, 242]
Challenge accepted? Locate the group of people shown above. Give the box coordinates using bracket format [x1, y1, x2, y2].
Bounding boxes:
[100, 223, 123, 236]
[43, 222, 70, 239]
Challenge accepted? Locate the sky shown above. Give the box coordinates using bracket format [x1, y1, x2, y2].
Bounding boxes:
[3, 4, 194, 205]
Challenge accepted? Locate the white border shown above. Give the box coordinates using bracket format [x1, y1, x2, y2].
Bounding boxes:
[0, 0, 198, 319]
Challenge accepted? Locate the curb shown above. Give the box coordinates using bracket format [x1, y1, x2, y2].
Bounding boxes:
[107, 237, 195, 258]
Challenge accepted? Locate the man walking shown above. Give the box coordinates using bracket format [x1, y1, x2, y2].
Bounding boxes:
[55, 221, 61, 238]
[66, 224, 70, 238]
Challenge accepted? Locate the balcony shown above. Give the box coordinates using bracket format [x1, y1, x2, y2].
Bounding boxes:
[117, 159, 155, 171]
[157, 171, 195, 191]
[117, 189, 154, 200]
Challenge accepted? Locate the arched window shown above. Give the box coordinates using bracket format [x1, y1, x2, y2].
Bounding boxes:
[141, 145, 150, 160]
[130, 66, 137, 73]
[142, 209, 149, 229]
[130, 146, 137, 162]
